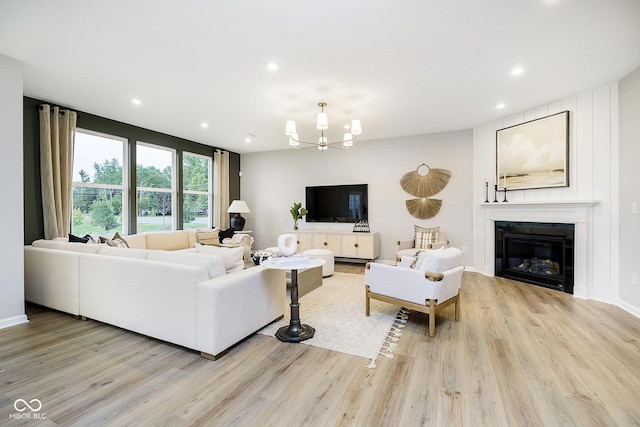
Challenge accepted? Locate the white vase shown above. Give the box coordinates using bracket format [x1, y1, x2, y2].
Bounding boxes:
[278, 233, 298, 257]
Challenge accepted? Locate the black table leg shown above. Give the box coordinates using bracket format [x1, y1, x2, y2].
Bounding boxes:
[276, 269, 315, 342]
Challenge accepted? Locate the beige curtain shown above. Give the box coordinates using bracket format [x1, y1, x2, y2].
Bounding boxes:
[39, 104, 77, 239]
[213, 149, 230, 229]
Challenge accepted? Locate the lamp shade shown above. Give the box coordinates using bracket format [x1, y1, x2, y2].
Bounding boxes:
[316, 112, 328, 130]
[350, 120, 362, 135]
[285, 120, 297, 135]
[227, 200, 250, 213]
[343, 133, 353, 147]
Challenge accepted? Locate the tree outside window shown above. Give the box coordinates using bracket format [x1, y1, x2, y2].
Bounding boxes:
[136, 143, 176, 232]
[72, 130, 126, 236]
[183, 153, 211, 229]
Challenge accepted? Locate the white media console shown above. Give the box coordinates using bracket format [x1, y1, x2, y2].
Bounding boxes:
[291, 231, 380, 261]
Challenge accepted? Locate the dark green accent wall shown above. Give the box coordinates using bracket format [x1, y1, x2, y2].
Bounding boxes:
[23, 96, 241, 244]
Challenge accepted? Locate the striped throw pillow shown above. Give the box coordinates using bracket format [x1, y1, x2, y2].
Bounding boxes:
[414, 225, 439, 249]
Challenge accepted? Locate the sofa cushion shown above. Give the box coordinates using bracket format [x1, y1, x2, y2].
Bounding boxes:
[32, 239, 103, 253]
[97, 246, 150, 259]
[194, 243, 244, 273]
[414, 225, 440, 249]
[147, 251, 226, 279]
[418, 247, 462, 273]
[122, 233, 147, 249]
[145, 230, 190, 251]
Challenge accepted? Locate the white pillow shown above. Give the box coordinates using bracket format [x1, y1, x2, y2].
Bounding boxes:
[418, 247, 462, 273]
[194, 243, 244, 273]
[147, 251, 226, 279]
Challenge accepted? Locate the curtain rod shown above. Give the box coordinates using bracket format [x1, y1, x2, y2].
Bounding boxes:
[38, 104, 67, 115]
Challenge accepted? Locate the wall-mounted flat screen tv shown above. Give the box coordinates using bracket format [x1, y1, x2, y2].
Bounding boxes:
[305, 184, 368, 223]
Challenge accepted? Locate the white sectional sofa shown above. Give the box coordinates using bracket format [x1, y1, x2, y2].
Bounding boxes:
[24, 230, 285, 360]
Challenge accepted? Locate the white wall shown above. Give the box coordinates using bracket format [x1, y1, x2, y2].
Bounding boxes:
[241, 130, 473, 265]
[473, 84, 619, 304]
[618, 66, 640, 317]
[0, 53, 27, 329]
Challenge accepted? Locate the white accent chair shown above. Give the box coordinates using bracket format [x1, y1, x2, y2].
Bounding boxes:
[365, 247, 463, 337]
[395, 225, 448, 262]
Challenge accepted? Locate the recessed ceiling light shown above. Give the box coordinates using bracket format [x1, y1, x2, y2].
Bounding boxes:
[496, 103, 506, 109]
[511, 66, 524, 75]
[131, 98, 141, 105]
[201, 122, 208, 128]
[267, 62, 278, 71]
[245, 138, 252, 143]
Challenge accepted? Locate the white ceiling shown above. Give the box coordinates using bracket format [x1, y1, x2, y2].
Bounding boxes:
[1, 0, 639, 154]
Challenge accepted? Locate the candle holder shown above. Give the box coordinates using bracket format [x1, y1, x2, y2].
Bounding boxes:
[502, 187, 508, 202]
[493, 184, 499, 203]
[484, 182, 489, 203]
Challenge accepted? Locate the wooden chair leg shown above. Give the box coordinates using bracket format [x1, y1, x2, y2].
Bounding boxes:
[454, 298, 461, 321]
[428, 299, 436, 337]
[365, 286, 371, 316]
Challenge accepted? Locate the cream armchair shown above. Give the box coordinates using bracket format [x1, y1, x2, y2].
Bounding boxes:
[396, 225, 448, 262]
[365, 247, 463, 337]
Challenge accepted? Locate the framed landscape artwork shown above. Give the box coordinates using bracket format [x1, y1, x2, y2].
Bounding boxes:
[496, 110, 569, 191]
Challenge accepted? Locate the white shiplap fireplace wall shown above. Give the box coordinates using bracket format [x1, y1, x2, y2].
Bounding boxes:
[472, 84, 619, 303]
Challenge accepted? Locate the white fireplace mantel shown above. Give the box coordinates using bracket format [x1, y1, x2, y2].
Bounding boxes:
[481, 200, 600, 208]
[479, 200, 600, 300]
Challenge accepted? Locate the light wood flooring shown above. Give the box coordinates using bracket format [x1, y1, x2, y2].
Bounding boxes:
[1, 266, 640, 426]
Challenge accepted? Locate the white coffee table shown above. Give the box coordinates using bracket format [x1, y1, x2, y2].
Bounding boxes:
[261, 256, 325, 342]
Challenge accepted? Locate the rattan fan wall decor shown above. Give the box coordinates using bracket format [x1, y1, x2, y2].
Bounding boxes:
[400, 163, 451, 219]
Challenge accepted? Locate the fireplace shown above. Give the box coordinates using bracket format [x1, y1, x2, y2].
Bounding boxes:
[495, 221, 574, 294]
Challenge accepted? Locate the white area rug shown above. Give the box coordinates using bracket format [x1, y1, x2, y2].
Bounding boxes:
[258, 272, 407, 367]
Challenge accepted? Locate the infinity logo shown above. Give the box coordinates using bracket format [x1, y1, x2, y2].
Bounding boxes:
[13, 399, 42, 412]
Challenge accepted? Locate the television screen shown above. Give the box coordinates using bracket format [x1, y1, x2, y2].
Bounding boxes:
[305, 184, 368, 223]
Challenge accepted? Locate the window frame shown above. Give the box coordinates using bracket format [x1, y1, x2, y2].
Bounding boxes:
[182, 151, 213, 229]
[72, 128, 129, 235]
[135, 141, 177, 231]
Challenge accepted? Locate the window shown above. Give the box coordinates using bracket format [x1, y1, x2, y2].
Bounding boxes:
[72, 129, 127, 236]
[182, 152, 212, 229]
[136, 143, 176, 232]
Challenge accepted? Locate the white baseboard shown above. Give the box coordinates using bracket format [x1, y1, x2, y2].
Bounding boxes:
[0, 314, 29, 330]
[618, 299, 640, 319]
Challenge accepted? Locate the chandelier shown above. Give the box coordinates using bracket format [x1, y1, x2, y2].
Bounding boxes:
[285, 102, 362, 150]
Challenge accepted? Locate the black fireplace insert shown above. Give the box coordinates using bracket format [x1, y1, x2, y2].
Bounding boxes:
[495, 221, 574, 294]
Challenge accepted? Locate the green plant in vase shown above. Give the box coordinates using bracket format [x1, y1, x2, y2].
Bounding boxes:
[290, 202, 308, 230]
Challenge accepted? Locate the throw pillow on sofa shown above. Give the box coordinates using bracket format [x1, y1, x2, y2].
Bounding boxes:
[99, 232, 129, 248]
[68, 233, 98, 244]
[196, 228, 220, 246]
[218, 227, 235, 241]
[194, 243, 244, 273]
